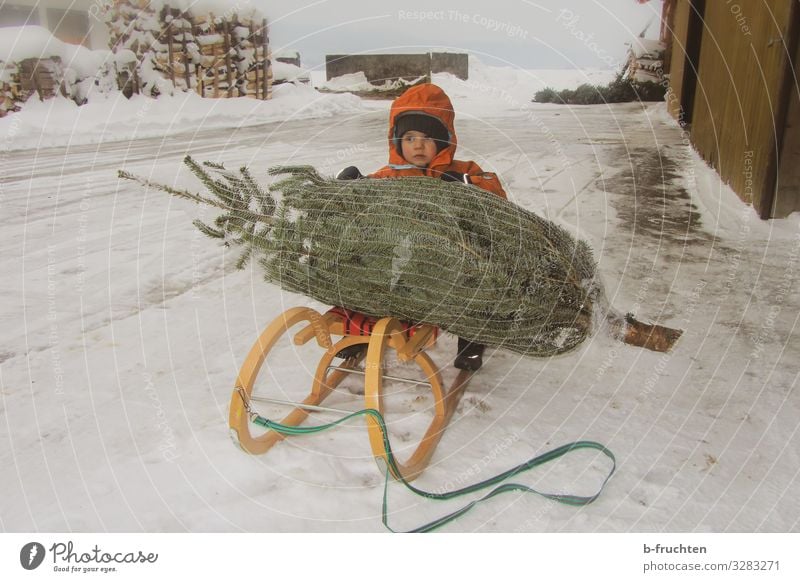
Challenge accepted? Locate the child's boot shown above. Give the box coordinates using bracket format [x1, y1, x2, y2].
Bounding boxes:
[455, 337, 485, 371]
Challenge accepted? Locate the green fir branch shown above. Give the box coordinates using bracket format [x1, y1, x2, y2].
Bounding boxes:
[192, 219, 226, 239]
[118, 170, 230, 211]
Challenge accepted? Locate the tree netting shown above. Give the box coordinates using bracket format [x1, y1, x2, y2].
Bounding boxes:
[122, 158, 607, 357]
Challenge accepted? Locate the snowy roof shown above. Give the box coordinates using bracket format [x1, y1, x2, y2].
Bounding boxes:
[0, 26, 110, 77]
[148, 0, 259, 17]
[0, 25, 62, 63]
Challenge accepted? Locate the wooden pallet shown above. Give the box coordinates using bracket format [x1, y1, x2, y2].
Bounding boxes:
[107, 1, 272, 99]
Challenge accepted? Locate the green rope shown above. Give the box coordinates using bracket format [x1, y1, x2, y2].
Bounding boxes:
[251, 407, 616, 532]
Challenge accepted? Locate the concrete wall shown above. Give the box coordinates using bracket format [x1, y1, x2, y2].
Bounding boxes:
[326, 52, 468, 83]
[431, 52, 468, 80]
[326, 54, 431, 83]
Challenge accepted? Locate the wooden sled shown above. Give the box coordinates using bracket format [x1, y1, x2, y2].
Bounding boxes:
[228, 306, 473, 482]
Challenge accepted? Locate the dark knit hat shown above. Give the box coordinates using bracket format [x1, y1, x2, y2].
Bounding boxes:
[394, 113, 450, 152]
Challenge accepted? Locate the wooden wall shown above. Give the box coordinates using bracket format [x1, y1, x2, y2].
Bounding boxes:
[774, 7, 800, 217]
[668, 0, 799, 217]
[666, 0, 690, 121]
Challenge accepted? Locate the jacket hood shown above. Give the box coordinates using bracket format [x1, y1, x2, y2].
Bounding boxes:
[387, 83, 457, 172]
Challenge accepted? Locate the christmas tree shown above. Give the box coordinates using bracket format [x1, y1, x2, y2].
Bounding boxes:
[121, 157, 681, 355]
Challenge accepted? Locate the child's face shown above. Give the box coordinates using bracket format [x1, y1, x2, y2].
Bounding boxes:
[400, 131, 438, 168]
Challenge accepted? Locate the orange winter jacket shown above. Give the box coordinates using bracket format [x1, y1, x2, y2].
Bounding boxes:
[369, 83, 507, 200]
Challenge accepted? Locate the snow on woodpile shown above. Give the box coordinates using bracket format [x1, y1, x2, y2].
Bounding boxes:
[275, 49, 301, 67]
[626, 38, 665, 84]
[272, 61, 311, 85]
[0, 25, 115, 117]
[105, 0, 273, 100]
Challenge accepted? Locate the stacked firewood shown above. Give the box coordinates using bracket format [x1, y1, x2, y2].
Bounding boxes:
[106, 0, 272, 99]
[18, 58, 65, 100]
[0, 62, 20, 117]
[0, 58, 65, 117]
[105, 0, 159, 58]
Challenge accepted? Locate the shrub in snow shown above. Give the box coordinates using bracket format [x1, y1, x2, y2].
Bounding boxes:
[533, 70, 666, 105]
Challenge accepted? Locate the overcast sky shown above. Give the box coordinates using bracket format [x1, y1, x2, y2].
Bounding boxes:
[252, 0, 664, 70]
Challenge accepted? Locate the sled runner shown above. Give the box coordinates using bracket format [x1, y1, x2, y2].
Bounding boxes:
[229, 306, 473, 481]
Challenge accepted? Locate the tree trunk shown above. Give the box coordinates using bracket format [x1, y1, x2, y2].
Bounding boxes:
[609, 314, 683, 353]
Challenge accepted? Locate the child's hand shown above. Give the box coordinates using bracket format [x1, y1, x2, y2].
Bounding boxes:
[441, 171, 470, 184]
[336, 166, 364, 180]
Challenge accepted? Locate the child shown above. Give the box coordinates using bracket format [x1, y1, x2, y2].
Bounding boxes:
[336, 83, 507, 371]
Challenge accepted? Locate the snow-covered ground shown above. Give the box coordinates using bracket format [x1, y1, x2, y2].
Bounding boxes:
[2, 62, 799, 533]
